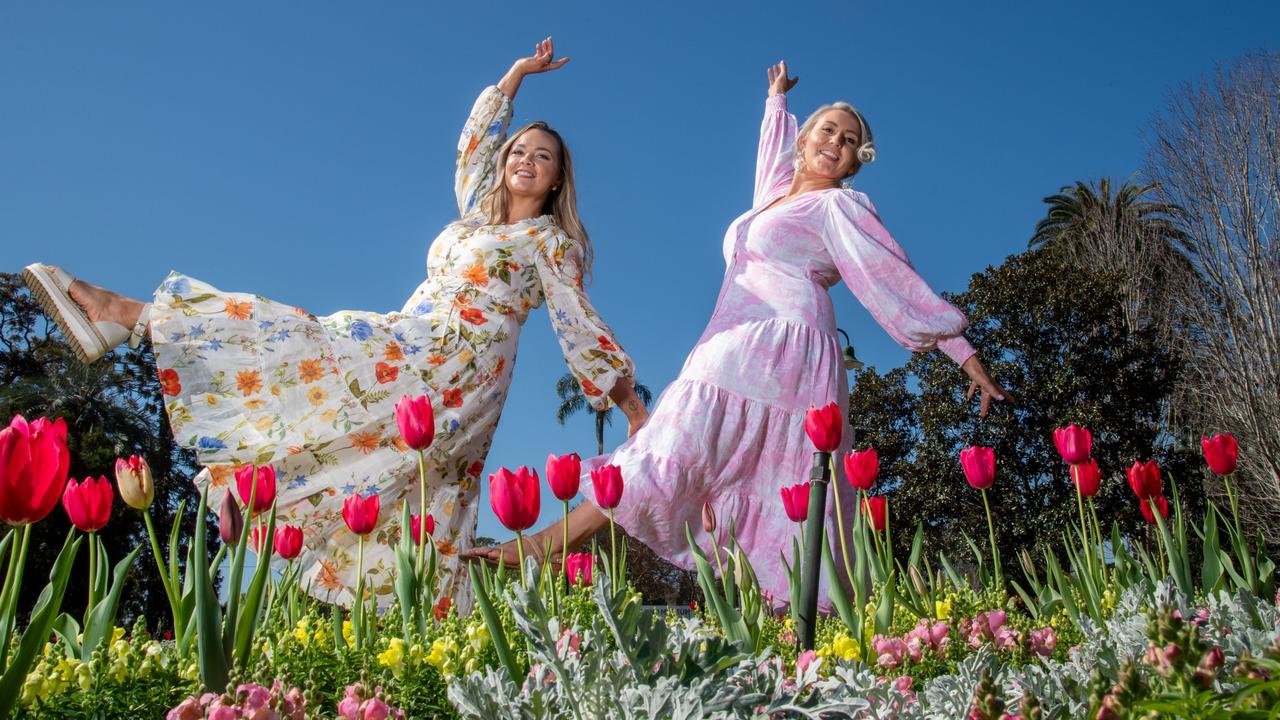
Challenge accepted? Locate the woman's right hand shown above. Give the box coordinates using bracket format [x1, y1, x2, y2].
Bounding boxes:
[767, 60, 798, 97]
[498, 37, 569, 98]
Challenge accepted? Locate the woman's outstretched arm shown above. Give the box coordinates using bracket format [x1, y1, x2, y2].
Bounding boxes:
[755, 61, 800, 207]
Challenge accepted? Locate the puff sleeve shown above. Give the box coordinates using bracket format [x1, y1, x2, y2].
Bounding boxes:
[455, 86, 513, 218]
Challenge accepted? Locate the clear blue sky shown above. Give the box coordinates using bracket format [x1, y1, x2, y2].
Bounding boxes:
[2, 2, 1276, 540]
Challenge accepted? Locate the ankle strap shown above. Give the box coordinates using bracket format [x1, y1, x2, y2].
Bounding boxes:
[128, 303, 152, 349]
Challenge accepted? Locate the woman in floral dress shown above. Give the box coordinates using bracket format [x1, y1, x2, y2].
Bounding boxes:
[24, 38, 647, 610]
[468, 61, 1010, 608]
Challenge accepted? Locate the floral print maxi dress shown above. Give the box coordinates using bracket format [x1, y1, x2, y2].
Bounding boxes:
[583, 93, 976, 610]
[150, 86, 634, 611]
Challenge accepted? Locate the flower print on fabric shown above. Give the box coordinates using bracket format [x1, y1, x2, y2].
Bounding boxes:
[149, 85, 633, 613]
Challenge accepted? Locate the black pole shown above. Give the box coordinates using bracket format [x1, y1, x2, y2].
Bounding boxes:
[797, 451, 830, 650]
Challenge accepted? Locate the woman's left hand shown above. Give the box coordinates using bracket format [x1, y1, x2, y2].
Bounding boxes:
[961, 355, 1014, 418]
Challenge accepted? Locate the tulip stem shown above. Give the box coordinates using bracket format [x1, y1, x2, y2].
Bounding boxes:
[143, 509, 180, 636]
[561, 499, 570, 592]
[354, 534, 365, 648]
[87, 530, 97, 617]
[1071, 466, 1093, 579]
[829, 454, 856, 598]
[711, 533, 726, 582]
[1088, 499, 1106, 583]
[417, 450, 427, 579]
[1222, 473, 1245, 543]
[981, 489, 1002, 591]
[0, 524, 31, 672]
[608, 509, 617, 582]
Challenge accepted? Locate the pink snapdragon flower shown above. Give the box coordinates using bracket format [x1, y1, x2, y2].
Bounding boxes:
[1029, 627, 1057, 657]
[967, 610, 1020, 651]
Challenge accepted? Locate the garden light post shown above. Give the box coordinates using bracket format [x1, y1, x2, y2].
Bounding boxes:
[798, 450, 831, 650]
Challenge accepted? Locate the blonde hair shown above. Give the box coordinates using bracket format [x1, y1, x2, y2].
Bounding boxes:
[794, 102, 876, 179]
[476, 121, 593, 281]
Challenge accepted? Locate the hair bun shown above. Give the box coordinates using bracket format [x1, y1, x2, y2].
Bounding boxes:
[857, 144, 876, 164]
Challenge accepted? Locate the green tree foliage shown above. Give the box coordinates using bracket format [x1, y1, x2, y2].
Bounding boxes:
[848, 250, 1203, 575]
[0, 272, 213, 632]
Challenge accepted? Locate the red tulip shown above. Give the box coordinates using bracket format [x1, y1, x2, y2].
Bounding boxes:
[275, 525, 303, 559]
[1072, 458, 1102, 498]
[546, 452, 582, 501]
[861, 495, 887, 532]
[1053, 424, 1092, 465]
[218, 491, 244, 545]
[960, 446, 996, 490]
[395, 395, 435, 451]
[61, 476, 113, 532]
[1201, 434, 1238, 476]
[701, 501, 717, 534]
[1127, 461, 1162, 500]
[250, 525, 271, 554]
[411, 513, 434, 544]
[342, 492, 381, 536]
[844, 448, 878, 491]
[780, 482, 811, 523]
[0, 415, 71, 527]
[565, 552, 593, 586]
[489, 466, 540, 532]
[804, 403, 843, 453]
[1140, 495, 1169, 525]
[590, 464, 624, 510]
[235, 464, 277, 514]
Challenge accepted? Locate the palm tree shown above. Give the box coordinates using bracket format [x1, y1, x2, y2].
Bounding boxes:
[555, 373, 653, 455]
[1028, 178, 1189, 336]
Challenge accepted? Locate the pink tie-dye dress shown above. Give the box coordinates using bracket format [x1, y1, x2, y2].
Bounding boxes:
[585, 93, 976, 607]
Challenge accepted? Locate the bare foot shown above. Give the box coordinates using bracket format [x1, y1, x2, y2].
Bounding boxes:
[68, 278, 145, 328]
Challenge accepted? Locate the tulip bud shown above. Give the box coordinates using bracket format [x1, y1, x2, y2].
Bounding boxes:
[342, 492, 381, 536]
[411, 513, 434, 544]
[1071, 458, 1102, 498]
[779, 482, 810, 523]
[274, 525, 304, 560]
[861, 495, 887, 531]
[960, 446, 996, 490]
[565, 552, 593, 586]
[490, 467, 541, 532]
[1201, 434, 1238, 476]
[235, 464, 277, 515]
[844, 448, 878, 491]
[0, 415, 71, 528]
[590, 464, 624, 510]
[803, 403, 843, 453]
[219, 492, 244, 545]
[62, 476, 114, 532]
[395, 395, 435, 451]
[701, 501, 716, 534]
[1126, 460, 1162, 499]
[114, 455, 154, 510]
[250, 525, 271, 554]
[545, 452, 582, 502]
[1053, 424, 1092, 465]
[1139, 495, 1169, 525]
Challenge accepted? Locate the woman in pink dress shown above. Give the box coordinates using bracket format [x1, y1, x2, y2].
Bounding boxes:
[466, 61, 1010, 605]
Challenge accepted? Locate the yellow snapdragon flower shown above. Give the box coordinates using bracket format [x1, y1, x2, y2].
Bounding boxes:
[379, 638, 406, 676]
[935, 596, 953, 620]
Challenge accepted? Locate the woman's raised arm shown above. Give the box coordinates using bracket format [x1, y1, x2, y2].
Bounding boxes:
[755, 61, 799, 207]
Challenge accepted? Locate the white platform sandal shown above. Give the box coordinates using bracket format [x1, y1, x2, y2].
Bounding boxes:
[22, 263, 150, 364]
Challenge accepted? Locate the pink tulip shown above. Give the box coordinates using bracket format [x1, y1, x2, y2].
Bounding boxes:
[489, 466, 540, 532]
[275, 525, 304, 560]
[861, 495, 887, 532]
[804, 402, 843, 453]
[1053, 424, 1092, 465]
[1127, 460, 1162, 500]
[844, 448, 878, 491]
[410, 513, 434, 544]
[342, 492, 381, 536]
[546, 452, 581, 501]
[250, 525, 271, 554]
[1140, 495, 1169, 525]
[0, 415, 70, 527]
[394, 395, 435, 451]
[61, 475, 113, 532]
[590, 464, 624, 510]
[780, 482, 811, 523]
[1072, 458, 1102, 498]
[565, 552, 593, 586]
[1201, 434, 1238, 476]
[235, 464, 277, 514]
[960, 446, 995, 490]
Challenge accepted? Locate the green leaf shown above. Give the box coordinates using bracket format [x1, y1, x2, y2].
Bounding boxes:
[81, 543, 144, 663]
[193, 484, 229, 693]
[468, 560, 520, 683]
[0, 531, 82, 719]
